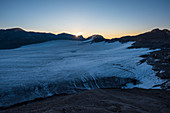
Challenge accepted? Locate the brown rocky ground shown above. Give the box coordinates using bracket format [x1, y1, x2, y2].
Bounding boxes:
[0, 88, 169, 113]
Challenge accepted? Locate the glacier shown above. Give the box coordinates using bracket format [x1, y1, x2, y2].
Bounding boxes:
[0, 40, 165, 107]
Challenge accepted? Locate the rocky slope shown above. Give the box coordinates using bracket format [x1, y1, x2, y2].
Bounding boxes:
[0, 88, 169, 113]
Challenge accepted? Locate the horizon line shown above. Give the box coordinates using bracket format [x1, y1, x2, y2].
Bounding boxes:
[1, 27, 169, 39]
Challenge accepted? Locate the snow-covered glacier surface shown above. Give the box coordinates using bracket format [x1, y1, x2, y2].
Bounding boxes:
[0, 40, 165, 107]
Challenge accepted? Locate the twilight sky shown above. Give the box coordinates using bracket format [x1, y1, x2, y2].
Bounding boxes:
[0, 0, 170, 38]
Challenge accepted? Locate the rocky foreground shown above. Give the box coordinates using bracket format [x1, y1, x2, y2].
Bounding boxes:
[0, 88, 169, 113]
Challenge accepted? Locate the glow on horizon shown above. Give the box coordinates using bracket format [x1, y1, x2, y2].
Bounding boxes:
[73, 32, 82, 37]
[3, 27, 160, 39]
[52, 29, 150, 39]
[53, 30, 141, 39]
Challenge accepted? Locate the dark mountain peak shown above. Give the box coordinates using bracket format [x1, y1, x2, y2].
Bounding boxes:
[163, 29, 170, 34]
[77, 35, 84, 39]
[88, 34, 104, 39]
[87, 34, 106, 42]
[151, 28, 161, 32]
[58, 32, 72, 35]
[150, 28, 170, 34]
[162, 29, 169, 32]
[6, 28, 25, 32]
[56, 33, 85, 41]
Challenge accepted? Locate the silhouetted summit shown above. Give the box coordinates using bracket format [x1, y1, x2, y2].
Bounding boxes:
[151, 28, 161, 32]
[5, 28, 25, 32]
[87, 35, 106, 42]
[57, 33, 85, 41]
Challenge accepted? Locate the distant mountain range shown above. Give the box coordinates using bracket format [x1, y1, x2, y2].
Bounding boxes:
[0, 28, 85, 49]
[0, 28, 170, 49]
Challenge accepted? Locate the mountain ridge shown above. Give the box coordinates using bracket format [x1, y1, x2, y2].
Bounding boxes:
[0, 28, 170, 49]
[109, 28, 170, 49]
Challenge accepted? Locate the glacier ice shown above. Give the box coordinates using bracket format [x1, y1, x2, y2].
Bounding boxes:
[0, 40, 165, 107]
